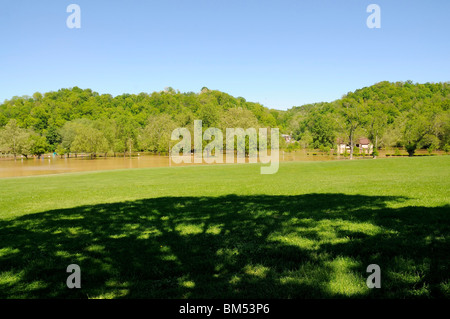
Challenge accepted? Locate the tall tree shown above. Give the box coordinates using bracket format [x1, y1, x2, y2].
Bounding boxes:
[337, 97, 368, 160]
[71, 126, 108, 158]
[59, 119, 92, 157]
[365, 101, 388, 150]
[401, 110, 435, 156]
[139, 114, 177, 154]
[29, 134, 49, 159]
[116, 114, 138, 157]
[0, 119, 31, 159]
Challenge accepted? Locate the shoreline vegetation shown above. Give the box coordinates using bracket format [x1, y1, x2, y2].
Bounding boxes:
[1, 148, 448, 160]
[1, 148, 448, 179]
[0, 149, 447, 178]
[0, 81, 449, 161]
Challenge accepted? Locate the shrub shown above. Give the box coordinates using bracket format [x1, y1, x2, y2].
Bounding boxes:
[321, 146, 331, 154]
[443, 144, 450, 154]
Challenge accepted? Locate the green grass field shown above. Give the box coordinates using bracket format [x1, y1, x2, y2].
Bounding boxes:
[1, 157, 449, 298]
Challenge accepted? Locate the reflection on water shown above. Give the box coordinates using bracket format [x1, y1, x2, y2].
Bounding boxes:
[0, 151, 344, 178]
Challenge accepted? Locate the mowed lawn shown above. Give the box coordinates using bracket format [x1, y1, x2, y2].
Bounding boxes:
[0, 157, 449, 298]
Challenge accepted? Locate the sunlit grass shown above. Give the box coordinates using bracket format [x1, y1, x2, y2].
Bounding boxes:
[0, 156, 449, 298]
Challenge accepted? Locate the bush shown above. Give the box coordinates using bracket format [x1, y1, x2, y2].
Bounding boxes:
[404, 144, 416, 157]
[372, 149, 379, 157]
[55, 144, 67, 158]
[321, 146, 331, 154]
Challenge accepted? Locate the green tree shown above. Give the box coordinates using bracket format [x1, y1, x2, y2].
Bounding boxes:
[116, 115, 138, 157]
[220, 107, 260, 155]
[30, 134, 49, 158]
[337, 97, 368, 160]
[45, 126, 62, 151]
[365, 102, 388, 150]
[220, 107, 259, 131]
[401, 109, 436, 156]
[298, 130, 313, 149]
[0, 119, 31, 159]
[71, 126, 108, 158]
[139, 114, 177, 154]
[59, 119, 93, 157]
[55, 144, 67, 159]
[93, 118, 117, 157]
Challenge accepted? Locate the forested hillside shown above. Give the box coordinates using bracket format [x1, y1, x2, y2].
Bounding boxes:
[277, 81, 450, 155]
[0, 81, 449, 158]
[0, 87, 277, 158]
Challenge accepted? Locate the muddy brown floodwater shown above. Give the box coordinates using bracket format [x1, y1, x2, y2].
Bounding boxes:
[0, 150, 407, 178]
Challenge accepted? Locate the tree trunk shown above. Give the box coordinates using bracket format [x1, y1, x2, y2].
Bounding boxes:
[349, 131, 354, 160]
[372, 135, 378, 158]
[13, 138, 16, 160]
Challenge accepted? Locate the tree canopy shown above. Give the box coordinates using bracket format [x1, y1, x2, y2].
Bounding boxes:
[284, 81, 450, 155]
[1, 81, 449, 157]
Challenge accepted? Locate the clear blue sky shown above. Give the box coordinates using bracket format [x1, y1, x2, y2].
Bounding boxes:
[1, 0, 449, 110]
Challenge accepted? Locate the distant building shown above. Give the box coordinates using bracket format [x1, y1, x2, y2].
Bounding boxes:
[336, 137, 373, 154]
[281, 134, 293, 143]
[336, 138, 350, 154]
[356, 138, 372, 153]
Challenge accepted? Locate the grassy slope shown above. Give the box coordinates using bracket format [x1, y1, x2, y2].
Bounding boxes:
[0, 157, 449, 298]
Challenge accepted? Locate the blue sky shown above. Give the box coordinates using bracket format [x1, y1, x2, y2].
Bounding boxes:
[0, 0, 449, 110]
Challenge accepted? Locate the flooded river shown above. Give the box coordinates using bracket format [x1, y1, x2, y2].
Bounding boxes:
[0, 151, 381, 178]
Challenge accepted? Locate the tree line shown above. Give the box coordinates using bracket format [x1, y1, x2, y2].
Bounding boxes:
[275, 81, 450, 157]
[1, 81, 449, 158]
[0, 87, 277, 158]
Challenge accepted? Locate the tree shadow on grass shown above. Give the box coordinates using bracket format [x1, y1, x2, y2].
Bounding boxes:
[0, 194, 449, 298]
